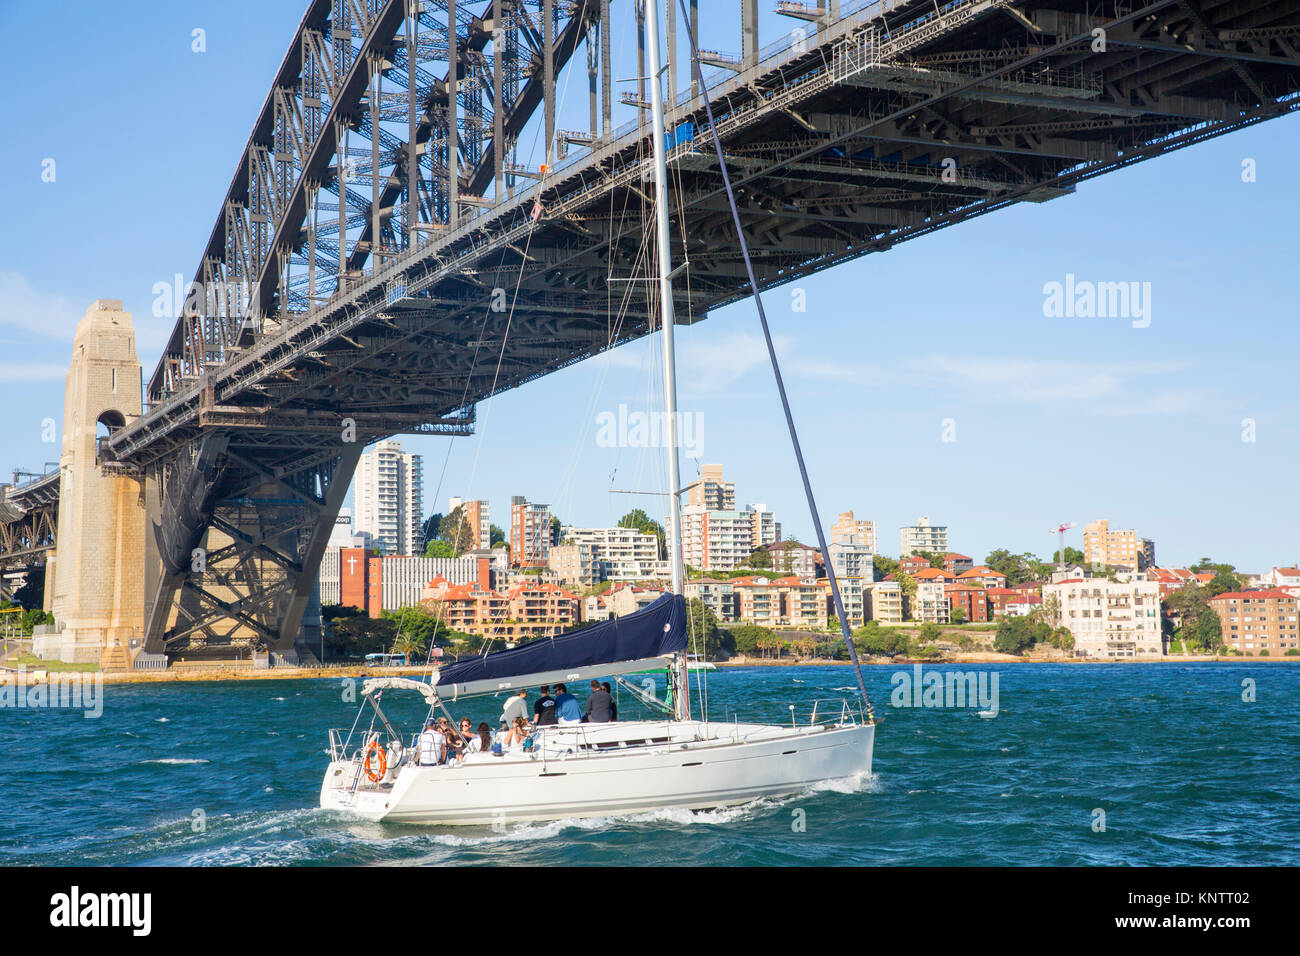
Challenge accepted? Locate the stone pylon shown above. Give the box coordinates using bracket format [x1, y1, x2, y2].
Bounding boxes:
[42, 300, 146, 664]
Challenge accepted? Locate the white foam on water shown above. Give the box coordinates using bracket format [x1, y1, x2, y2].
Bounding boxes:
[155, 717, 170, 723]
[273, 697, 287, 702]
[141, 758, 209, 765]
[806, 770, 880, 795]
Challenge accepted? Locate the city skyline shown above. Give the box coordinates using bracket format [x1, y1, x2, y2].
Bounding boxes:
[2, 1, 1297, 574]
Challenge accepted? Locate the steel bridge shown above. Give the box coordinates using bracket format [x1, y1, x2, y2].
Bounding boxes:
[0, 471, 59, 600]
[61, 0, 1298, 657]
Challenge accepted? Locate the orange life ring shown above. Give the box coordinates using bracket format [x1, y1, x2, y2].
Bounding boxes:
[364, 739, 387, 782]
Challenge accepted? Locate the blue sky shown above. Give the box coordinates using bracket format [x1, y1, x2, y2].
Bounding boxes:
[1, 1, 1297, 572]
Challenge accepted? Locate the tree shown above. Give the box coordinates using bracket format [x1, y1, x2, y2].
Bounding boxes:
[685, 598, 725, 659]
[730, 624, 776, 657]
[11, 565, 45, 610]
[984, 549, 1051, 586]
[915, 550, 946, 569]
[853, 622, 909, 656]
[425, 539, 456, 559]
[390, 630, 426, 660]
[895, 570, 918, 608]
[550, 515, 562, 547]
[994, 616, 1036, 655]
[917, 622, 942, 644]
[324, 611, 397, 659]
[438, 504, 475, 556]
[950, 607, 966, 625]
[489, 524, 506, 548]
[1052, 546, 1085, 566]
[420, 513, 443, 552]
[618, 508, 667, 559]
[1194, 610, 1223, 650]
[873, 554, 899, 579]
[1205, 570, 1242, 597]
[744, 547, 773, 570]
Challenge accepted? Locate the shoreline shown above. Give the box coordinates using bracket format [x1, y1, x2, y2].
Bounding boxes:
[4, 653, 1293, 686]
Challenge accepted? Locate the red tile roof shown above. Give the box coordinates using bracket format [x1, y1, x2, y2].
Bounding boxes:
[1211, 589, 1298, 602]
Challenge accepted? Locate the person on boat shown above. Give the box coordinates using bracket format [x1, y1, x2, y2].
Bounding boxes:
[500, 690, 529, 729]
[448, 717, 475, 762]
[553, 683, 582, 723]
[534, 685, 557, 726]
[435, 716, 461, 764]
[502, 716, 532, 753]
[418, 718, 445, 767]
[602, 682, 618, 722]
[584, 680, 614, 723]
[467, 721, 493, 754]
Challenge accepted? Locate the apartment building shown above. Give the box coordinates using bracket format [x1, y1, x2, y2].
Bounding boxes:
[1269, 567, 1300, 589]
[899, 554, 931, 575]
[987, 587, 1042, 618]
[899, 516, 948, 557]
[828, 539, 873, 580]
[828, 575, 866, 627]
[942, 553, 974, 574]
[684, 464, 735, 510]
[1210, 589, 1300, 656]
[779, 576, 830, 629]
[1146, 566, 1215, 598]
[553, 525, 667, 583]
[684, 578, 739, 624]
[421, 577, 579, 640]
[680, 505, 754, 572]
[956, 566, 1007, 589]
[746, 503, 781, 550]
[547, 542, 604, 588]
[1042, 576, 1163, 658]
[327, 547, 497, 615]
[767, 540, 820, 579]
[831, 510, 876, 553]
[1083, 519, 1155, 571]
[510, 496, 551, 568]
[908, 580, 951, 624]
[604, 583, 667, 617]
[732, 576, 782, 627]
[447, 497, 491, 551]
[353, 439, 424, 555]
[866, 581, 904, 625]
[945, 584, 990, 623]
[912, 567, 958, 586]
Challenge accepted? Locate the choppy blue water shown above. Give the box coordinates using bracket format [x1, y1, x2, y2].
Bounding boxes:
[3, 663, 1296, 866]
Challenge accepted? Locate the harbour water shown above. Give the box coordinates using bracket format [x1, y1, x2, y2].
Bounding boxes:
[3, 663, 1296, 866]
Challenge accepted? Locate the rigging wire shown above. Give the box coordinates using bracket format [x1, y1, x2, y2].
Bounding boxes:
[673, 0, 874, 721]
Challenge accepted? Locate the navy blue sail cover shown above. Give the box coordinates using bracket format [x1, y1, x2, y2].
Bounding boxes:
[435, 593, 687, 688]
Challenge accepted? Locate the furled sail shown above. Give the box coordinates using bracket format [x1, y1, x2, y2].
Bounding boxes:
[433, 593, 688, 698]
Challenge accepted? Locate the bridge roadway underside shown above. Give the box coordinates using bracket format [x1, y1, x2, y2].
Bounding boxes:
[106, 0, 1300, 656]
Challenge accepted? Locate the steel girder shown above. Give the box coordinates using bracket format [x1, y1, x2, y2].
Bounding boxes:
[97, 0, 1300, 654]
[143, 436, 373, 655]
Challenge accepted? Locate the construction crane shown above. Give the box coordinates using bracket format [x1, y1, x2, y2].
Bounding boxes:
[1050, 522, 1077, 571]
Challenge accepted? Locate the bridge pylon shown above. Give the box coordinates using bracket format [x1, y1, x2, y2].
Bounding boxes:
[39, 300, 146, 665]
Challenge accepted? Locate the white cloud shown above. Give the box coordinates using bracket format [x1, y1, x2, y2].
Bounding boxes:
[911, 355, 1193, 405]
[0, 363, 67, 384]
[0, 271, 82, 340]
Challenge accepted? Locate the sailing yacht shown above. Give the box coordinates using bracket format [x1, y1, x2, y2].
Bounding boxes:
[319, 0, 876, 826]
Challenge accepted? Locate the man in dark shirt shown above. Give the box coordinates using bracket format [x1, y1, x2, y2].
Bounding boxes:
[534, 685, 557, 726]
[584, 680, 614, 723]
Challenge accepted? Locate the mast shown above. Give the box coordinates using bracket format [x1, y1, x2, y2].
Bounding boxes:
[672, 0, 874, 722]
[646, 0, 683, 599]
[645, 0, 689, 722]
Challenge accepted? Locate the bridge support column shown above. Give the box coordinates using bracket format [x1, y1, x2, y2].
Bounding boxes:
[44, 300, 145, 664]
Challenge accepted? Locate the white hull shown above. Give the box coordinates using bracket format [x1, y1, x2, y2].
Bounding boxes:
[320, 719, 873, 826]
